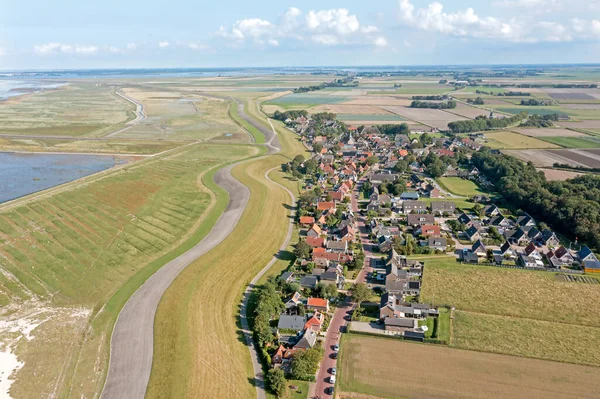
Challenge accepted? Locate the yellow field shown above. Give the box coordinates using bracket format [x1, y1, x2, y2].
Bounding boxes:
[339, 335, 600, 399]
[484, 131, 560, 149]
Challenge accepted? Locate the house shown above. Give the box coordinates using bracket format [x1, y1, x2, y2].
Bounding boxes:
[516, 214, 535, 227]
[541, 229, 560, 246]
[378, 236, 394, 253]
[578, 246, 599, 263]
[280, 272, 295, 283]
[465, 225, 481, 242]
[407, 213, 435, 226]
[277, 314, 306, 332]
[385, 264, 408, 294]
[317, 202, 336, 212]
[546, 246, 574, 268]
[489, 214, 512, 229]
[524, 226, 543, 243]
[285, 292, 302, 309]
[369, 173, 399, 184]
[504, 228, 528, 245]
[402, 200, 428, 214]
[520, 253, 543, 268]
[294, 329, 318, 349]
[400, 192, 420, 201]
[458, 213, 472, 225]
[419, 224, 441, 237]
[499, 241, 515, 258]
[463, 251, 479, 264]
[337, 225, 355, 242]
[320, 267, 344, 288]
[272, 345, 297, 366]
[299, 216, 315, 226]
[304, 311, 324, 332]
[429, 188, 441, 198]
[306, 236, 325, 248]
[306, 297, 329, 312]
[483, 204, 500, 217]
[326, 240, 348, 254]
[472, 240, 487, 257]
[428, 237, 447, 251]
[403, 330, 425, 342]
[300, 276, 318, 289]
[583, 261, 600, 273]
[307, 224, 322, 238]
[384, 317, 418, 332]
[431, 201, 456, 214]
[524, 243, 542, 260]
[379, 293, 438, 319]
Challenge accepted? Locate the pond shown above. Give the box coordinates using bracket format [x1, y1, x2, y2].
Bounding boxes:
[0, 152, 122, 203]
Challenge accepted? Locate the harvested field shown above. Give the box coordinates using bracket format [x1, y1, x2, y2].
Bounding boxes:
[343, 97, 412, 106]
[420, 260, 600, 327]
[512, 127, 587, 137]
[310, 104, 393, 115]
[562, 103, 600, 110]
[560, 120, 600, 129]
[339, 335, 600, 399]
[495, 107, 570, 118]
[552, 149, 600, 168]
[266, 93, 347, 105]
[336, 114, 405, 122]
[543, 88, 600, 101]
[453, 311, 600, 366]
[445, 103, 491, 119]
[538, 168, 584, 181]
[484, 131, 559, 149]
[505, 149, 588, 167]
[381, 106, 462, 129]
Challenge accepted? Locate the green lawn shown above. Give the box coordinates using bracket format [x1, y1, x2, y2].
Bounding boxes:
[436, 177, 484, 197]
[421, 197, 475, 210]
[541, 136, 600, 148]
[229, 100, 266, 143]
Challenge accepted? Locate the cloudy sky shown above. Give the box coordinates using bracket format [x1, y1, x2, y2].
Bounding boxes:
[1, 0, 600, 69]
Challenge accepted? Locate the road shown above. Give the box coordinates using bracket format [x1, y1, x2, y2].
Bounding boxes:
[106, 91, 146, 138]
[101, 96, 279, 399]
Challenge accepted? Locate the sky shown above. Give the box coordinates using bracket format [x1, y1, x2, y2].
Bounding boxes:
[1, 0, 600, 70]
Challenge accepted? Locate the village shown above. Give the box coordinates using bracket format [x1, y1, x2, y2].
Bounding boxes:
[253, 111, 600, 399]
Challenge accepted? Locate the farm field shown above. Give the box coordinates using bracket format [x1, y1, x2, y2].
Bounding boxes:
[560, 120, 600, 129]
[484, 131, 560, 149]
[338, 335, 600, 399]
[436, 177, 484, 197]
[0, 84, 132, 137]
[310, 104, 393, 115]
[512, 127, 587, 137]
[541, 136, 600, 148]
[538, 168, 584, 181]
[551, 149, 600, 168]
[343, 96, 412, 106]
[266, 92, 348, 106]
[494, 106, 570, 118]
[420, 260, 600, 365]
[504, 149, 590, 167]
[146, 121, 303, 398]
[446, 102, 491, 119]
[380, 106, 463, 130]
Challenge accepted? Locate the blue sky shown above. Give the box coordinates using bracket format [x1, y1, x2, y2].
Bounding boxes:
[1, 0, 600, 69]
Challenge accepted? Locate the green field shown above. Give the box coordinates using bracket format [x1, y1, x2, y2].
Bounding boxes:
[421, 197, 475, 210]
[495, 106, 570, 118]
[541, 136, 600, 148]
[337, 114, 406, 121]
[229, 100, 266, 143]
[485, 131, 561, 149]
[420, 259, 600, 365]
[436, 177, 484, 197]
[266, 93, 348, 105]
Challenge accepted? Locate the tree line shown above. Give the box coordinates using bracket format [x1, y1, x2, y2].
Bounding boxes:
[412, 95, 449, 100]
[447, 112, 526, 133]
[471, 150, 600, 251]
[410, 100, 457, 109]
[520, 99, 553, 106]
[293, 77, 358, 93]
[272, 109, 308, 122]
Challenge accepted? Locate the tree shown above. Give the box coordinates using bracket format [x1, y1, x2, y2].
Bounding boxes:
[294, 240, 311, 260]
[266, 368, 287, 398]
[291, 345, 324, 380]
[472, 204, 484, 218]
[366, 155, 379, 166]
[324, 283, 338, 299]
[351, 283, 371, 305]
[313, 142, 323, 153]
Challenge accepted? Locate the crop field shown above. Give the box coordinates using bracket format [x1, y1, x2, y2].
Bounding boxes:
[538, 168, 584, 181]
[541, 136, 600, 148]
[0, 84, 132, 137]
[436, 177, 484, 197]
[544, 89, 600, 101]
[446, 103, 491, 119]
[380, 84, 449, 95]
[421, 260, 600, 365]
[380, 106, 463, 130]
[504, 149, 589, 167]
[550, 149, 600, 168]
[310, 104, 393, 115]
[494, 106, 570, 118]
[336, 114, 406, 122]
[512, 127, 587, 137]
[338, 334, 600, 399]
[112, 88, 247, 142]
[562, 103, 600, 110]
[560, 120, 600, 129]
[484, 131, 560, 149]
[0, 143, 256, 398]
[266, 93, 348, 105]
[343, 96, 412, 106]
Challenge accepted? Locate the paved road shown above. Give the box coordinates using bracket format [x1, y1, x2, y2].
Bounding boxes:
[101, 95, 279, 399]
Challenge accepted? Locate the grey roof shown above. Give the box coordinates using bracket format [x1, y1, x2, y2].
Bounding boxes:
[300, 276, 318, 288]
[384, 317, 415, 327]
[466, 225, 479, 238]
[280, 272, 294, 282]
[431, 201, 456, 212]
[403, 200, 426, 209]
[472, 239, 486, 252]
[428, 237, 447, 247]
[407, 214, 434, 225]
[464, 252, 479, 263]
[277, 315, 306, 331]
[500, 241, 511, 254]
[401, 192, 420, 200]
[295, 329, 318, 349]
[327, 241, 348, 250]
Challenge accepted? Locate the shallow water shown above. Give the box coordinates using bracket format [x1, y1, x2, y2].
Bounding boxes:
[0, 152, 119, 203]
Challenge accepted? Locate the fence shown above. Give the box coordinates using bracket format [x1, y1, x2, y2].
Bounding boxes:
[458, 260, 584, 274]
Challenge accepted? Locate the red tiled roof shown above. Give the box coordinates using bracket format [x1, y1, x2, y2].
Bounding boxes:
[307, 298, 328, 308]
[306, 237, 325, 248]
[299, 216, 315, 225]
[317, 202, 335, 211]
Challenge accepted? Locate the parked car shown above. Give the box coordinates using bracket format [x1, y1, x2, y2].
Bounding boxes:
[333, 344, 339, 352]
[329, 376, 336, 384]
[327, 386, 335, 394]
[331, 367, 337, 375]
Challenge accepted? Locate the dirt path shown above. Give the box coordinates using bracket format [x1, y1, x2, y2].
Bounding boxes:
[105, 91, 146, 138]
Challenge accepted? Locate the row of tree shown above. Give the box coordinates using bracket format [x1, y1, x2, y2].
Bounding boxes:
[519, 113, 559, 128]
[410, 100, 457, 109]
[293, 77, 357, 93]
[447, 112, 526, 133]
[471, 150, 600, 251]
[272, 109, 308, 122]
[412, 95, 448, 100]
[467, 97, 485, 105]
[520, 99, 553, 106]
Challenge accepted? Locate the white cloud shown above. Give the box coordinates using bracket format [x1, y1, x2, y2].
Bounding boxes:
[34, 42, 98, 55]
[108, 46, 124, 54]
[126, 43, 137, 50]
[217, 7, 386, 48]
[188, 43, 211, 51]
[158, 41, 170, 48]
[0, 48, 6, 57]
[397, 0, 597, 43]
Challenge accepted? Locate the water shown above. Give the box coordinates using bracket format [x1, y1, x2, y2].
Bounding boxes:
[0, 152, 120, 203]
[0, 80, 66, 100]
